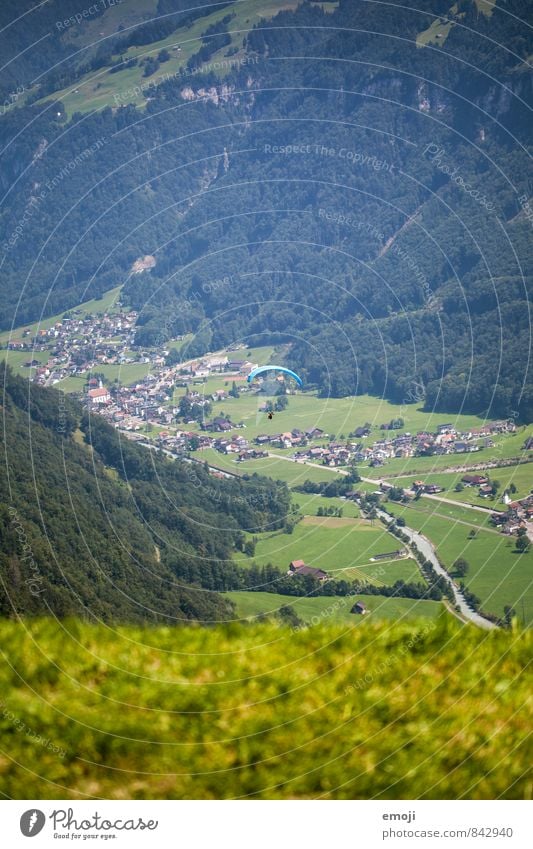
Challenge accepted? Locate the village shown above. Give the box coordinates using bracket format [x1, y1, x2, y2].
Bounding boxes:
[5, 303, 531, 543]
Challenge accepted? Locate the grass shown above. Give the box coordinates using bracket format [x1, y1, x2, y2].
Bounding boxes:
[474, 0, 494, 16]
[386, 504, 533, 627]
[291, 491, 360, 518]
[394, 498, 496, 530]
[182, 375, 528, 450]
[0, 616, 529, 799]
[300, 515, 366, 529]
[234, 517, 415, 575]
[201, 447, 341, 485]
[416, 17, 455, 48]
[227, 590, 442, 622]
[342, 558, 423, 585]
[0, 348, 50, 372]
[167, 333, 193, 352]
[58, 361, 155, 394]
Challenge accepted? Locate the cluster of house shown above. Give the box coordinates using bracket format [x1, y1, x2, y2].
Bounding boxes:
[279, 421, 517, 469]
[460, 473, 496, 497]
[255, 427, 325, 451]
[490, 496, 533, 535]
[84, 345, 258, 433]
[8, 310, 139, 387]
[382, 473, 507, 501]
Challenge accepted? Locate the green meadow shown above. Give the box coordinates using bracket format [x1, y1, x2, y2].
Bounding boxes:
[227, 590, 442, 623]
[392, 498, 496, 531]
[199, 388, 499, 445]
[291, 491, 360, 518]
[58, 360, 155, 394]
[0, 617, 529, 799]
[201, 447, 341, 485]
[0, 348, 50, 373]
[234, 516, 420, 579]
[386, 504, 533, 627]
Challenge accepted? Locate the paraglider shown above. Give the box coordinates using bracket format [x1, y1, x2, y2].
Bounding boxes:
[247, 365, 303, 387]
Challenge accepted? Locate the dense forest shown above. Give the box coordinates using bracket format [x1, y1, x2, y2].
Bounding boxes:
[0, 0, 531, 419]
[0, 365, 290, 621]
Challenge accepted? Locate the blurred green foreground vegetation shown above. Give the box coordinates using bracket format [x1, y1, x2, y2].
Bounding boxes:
[0, 616, 530, 799]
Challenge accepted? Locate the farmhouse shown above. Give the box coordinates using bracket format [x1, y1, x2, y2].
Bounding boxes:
[424, 483, 443, 494]
[306, 427, 325, 439]
[288, 560, 328, 581]
[345, 490, 363, 501]
[351, 601, 367, 615]
[370, 549, 408, 562]
[462, 474, 488, 486]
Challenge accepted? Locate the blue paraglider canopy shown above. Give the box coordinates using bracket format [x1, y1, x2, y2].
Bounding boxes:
[247, 365, 303, 387]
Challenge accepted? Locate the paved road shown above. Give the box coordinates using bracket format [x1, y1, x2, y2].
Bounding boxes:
[134, 445, 499, 628]
[420, 492, 504, 515]
[270, 453, 498, 629]
[270, 455, 501, 517]
[376, 508, 497, 630]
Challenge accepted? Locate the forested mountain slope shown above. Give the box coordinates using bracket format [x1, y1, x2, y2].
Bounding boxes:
[0, 0, 531, 417]
[0, 366, 289, 621]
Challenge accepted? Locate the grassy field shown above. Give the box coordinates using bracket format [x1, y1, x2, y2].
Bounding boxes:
[386, 504, 533, 627]
[0, 348, 50, 373]
[291, 491, 360, 518]
[416, 17, 455, 47]
[0, 617, 529, 799]
[199, 389, 502, 444]
[392, 498, 496, 531]
[234, 517, 420, 579]
[227, 591, 442, 623]
[201, 447, 342, 485]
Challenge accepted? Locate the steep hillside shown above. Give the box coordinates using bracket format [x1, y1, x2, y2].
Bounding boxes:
[0, 365, 289, 621]
[0, 0, 531, 418]
[0, 616, 530, 798]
